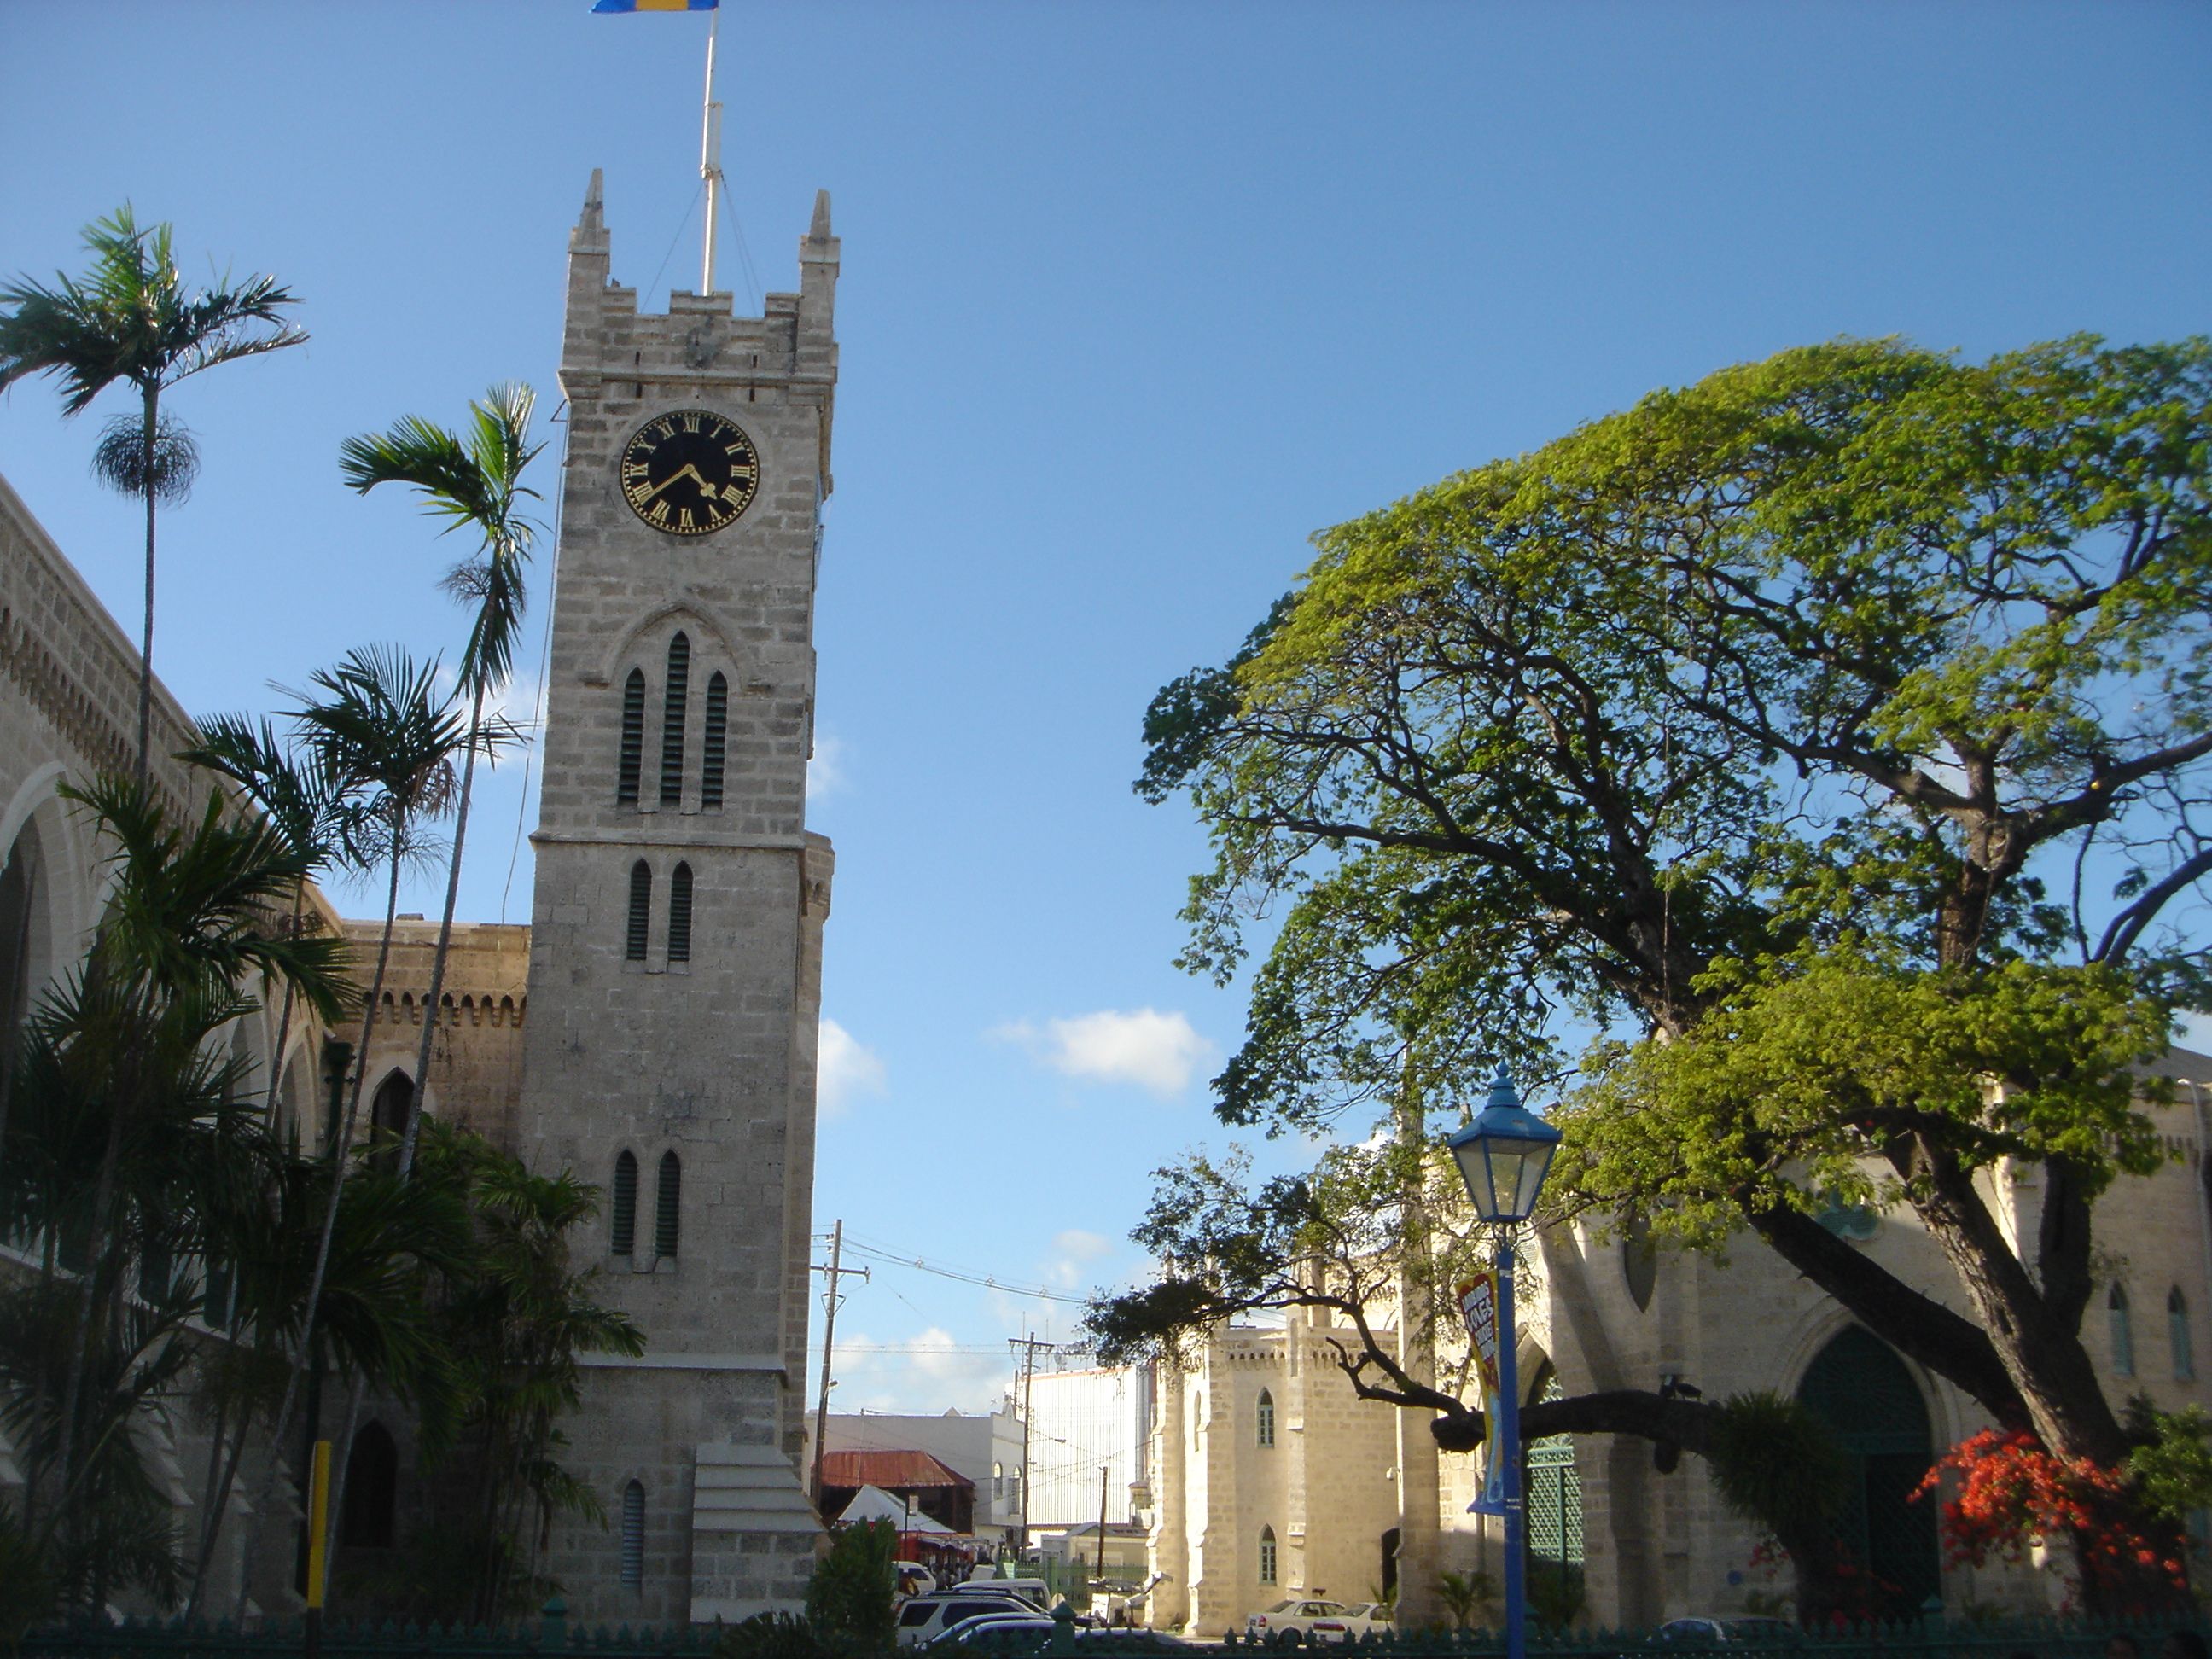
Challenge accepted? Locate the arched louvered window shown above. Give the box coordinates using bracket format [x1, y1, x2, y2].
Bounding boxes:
[1256, 1388, 1276, 1447]
[2111, 1283, 2136, 1377]
[370, 1070, 414, 1154]
[620, 1480, 645, 1591]
[1258, 1526, 1278, 1585]
[626, 861, 651, 962]
[669, 864, 694, 963]
[2171, 1287, 2195, 1382]
[617, 668, 645, 806]
[702, 672, 728, 810]
[611, 1150, 637, 1255]
[655, 1151, 681, 1258]
[660, 632, 690, 807]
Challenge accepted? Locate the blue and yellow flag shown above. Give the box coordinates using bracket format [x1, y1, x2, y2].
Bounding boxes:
[592, 0, 717, 11]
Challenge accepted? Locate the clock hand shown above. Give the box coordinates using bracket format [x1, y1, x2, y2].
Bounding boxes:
[638, 463, 715, 503]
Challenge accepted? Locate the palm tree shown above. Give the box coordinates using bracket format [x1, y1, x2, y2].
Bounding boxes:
[0, 207, 305, 784]
[0, 774, 349, 1605]
[232, 645, 465, 1616]
[337, 384, 540, 1179]
[183, 716, 360, 1126]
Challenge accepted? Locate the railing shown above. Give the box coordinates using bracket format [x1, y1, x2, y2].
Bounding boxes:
[20, 1604, 2207, 1659]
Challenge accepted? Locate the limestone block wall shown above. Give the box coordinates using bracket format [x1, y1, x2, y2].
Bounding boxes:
[341, 917, 530, 1150]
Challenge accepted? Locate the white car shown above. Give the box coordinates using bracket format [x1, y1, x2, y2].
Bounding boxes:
[1243, 1599, 1358, 1644]
[896, 1594, 1046, 1648]
[1337, 1604, 1394, 1638]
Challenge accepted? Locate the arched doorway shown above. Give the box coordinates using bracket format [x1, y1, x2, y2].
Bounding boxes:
[1796, 1325, 1941, 1620]
[1523, 1364, 1585, 1627]
[341, 1420, 399, 1549]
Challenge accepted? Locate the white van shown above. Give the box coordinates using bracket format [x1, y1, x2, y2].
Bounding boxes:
[963, 1575, 1053, 1609]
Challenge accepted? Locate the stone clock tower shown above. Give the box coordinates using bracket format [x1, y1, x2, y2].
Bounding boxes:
[516, 172, 835, 1622]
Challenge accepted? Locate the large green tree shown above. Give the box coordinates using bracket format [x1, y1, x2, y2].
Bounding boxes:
[1105, 335, 2212, 1602]
[0, 207, 304, 783]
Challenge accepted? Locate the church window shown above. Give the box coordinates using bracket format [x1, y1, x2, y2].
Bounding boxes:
[655, 1151, 681, 1258]
[611, 1150, 637, 1255]
[993, 1461, 1005, 1502]
[620, 1480, 645, 1591]
[2111, 1283, 2136, 1377]
[617, 668, 645, 806]
[341, 1421, 399, 1550]
[626, 861, 652, 961]
[1258, 1526, 1278, 1585]
[661, 632, 690, 807]
[702, 672, 728, 810]
[2171, 1287, 2195, 1382]
[1256, 1388, 1276, 1447]
[669, 864, 694, 963]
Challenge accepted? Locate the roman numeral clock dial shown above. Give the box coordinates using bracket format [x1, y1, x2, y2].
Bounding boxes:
[620, 410, 760, 536]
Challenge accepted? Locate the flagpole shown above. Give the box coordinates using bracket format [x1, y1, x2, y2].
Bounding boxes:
[699, 3, 722, 294]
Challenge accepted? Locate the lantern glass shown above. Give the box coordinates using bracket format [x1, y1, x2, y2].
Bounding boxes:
[1445, 1070, 1563, 1225]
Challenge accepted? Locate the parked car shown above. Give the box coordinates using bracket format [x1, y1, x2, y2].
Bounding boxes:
[1244, 1599, 1357, 1644]
[925, 1615, 1057, 1651]
[1337, 1604, 1394, 1638]
[897, 1595, 1047, 1648]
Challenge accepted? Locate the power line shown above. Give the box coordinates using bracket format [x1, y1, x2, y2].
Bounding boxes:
[838, 1235, 1096, 1308]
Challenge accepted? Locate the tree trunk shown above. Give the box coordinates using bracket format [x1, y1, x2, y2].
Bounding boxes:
[233, 835, 405, 1623]
[136, 384, 157, 790]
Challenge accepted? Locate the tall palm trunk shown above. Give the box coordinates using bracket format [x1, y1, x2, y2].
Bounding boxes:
[136, 382, 157, 788]
[322, 678, 488, 1595]
[233, 833, 405, 1623]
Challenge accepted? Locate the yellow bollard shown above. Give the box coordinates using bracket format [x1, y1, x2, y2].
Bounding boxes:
[305, 1439, 330, 1659]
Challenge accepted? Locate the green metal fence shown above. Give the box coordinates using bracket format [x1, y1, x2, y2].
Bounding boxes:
[19, 1605, 2209, 1659]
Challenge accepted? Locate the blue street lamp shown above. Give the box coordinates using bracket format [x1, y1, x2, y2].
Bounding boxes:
[1444, 1068, 1563, 1659]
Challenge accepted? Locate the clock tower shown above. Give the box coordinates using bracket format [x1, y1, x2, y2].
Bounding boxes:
[516, 171, 835, 1622]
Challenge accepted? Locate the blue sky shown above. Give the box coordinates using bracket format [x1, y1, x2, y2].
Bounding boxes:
[2, 1, 2208, 1417]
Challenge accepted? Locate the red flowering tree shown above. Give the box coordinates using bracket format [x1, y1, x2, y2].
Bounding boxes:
[1914, 1429, 2188, 1614]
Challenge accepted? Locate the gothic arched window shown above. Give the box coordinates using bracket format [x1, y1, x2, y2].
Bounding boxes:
[1258, 1526, 1278, 1585]
[660, 632, 690, 807]
[341, 1421, 399, 1550]
[626, 861, 652, 962]
[2110, 1283, 2136, 1377]
[617, 668, 646, 806]
[2171, 1287, 2195, 1382]
[611, 1150, 637, 1256]
[702, 672, 728, 811]
[655, 1151, 681, 1259]
[620, 1480, 645, 1591]
[370, 1070, 414, 1147]
[1256, 1388, 1276, 1447]
[669, 864, 694, 963]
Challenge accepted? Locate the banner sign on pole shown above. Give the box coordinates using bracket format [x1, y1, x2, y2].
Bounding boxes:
[1459, 1275, 1509, 1516]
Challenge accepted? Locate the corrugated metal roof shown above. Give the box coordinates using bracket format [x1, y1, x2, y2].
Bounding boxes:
[821, 1448, 975, 1491]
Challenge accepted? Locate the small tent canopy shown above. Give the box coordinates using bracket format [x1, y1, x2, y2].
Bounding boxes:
[835, 1481, 959, 1534]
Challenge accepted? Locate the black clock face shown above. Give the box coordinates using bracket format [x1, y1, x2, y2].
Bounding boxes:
[619, 410, 760, 536]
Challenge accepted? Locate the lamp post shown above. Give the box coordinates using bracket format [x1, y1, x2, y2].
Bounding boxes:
[1444, 1068, 1563, 1659]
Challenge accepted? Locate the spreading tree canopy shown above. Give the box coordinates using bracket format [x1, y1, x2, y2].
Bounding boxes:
[1102, 335, 2212, 1603]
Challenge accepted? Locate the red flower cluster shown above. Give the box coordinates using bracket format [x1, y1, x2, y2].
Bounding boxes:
[1912, 1429, 2186, 1609]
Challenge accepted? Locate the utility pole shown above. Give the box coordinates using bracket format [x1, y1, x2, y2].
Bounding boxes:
[1094, 1464, 1109, 1610]
[809, 1220, 868, 1510]
[1008, 1333, 1054, 1553]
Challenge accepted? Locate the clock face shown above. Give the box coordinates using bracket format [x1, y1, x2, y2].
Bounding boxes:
[619, 410, 760, 536]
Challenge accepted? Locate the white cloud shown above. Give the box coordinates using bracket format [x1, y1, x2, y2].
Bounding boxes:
[808, 731, 847, 802]
[992, 1008, 1214, 1098]
[819, 1018, 887, 1120]
[833, 1325, 1010, 1415]
[1045, 1228, 1114, 1289]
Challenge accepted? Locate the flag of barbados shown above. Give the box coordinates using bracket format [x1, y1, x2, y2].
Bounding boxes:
[592, 0, 718, 11]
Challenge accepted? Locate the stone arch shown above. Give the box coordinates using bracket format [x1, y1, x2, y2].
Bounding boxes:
[593, 602, 742, 693]
[0, 765, 89, 1027]
[1793, 1324, 1941, 1621]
